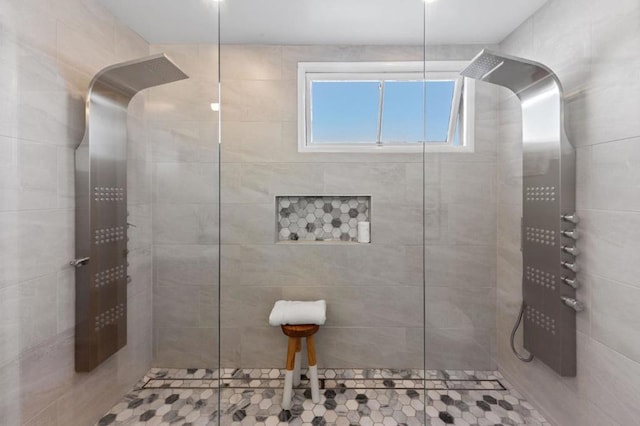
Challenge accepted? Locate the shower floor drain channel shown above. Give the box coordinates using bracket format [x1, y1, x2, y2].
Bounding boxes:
[140, 369, 506, 391]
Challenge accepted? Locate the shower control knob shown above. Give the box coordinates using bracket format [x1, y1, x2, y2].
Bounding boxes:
[70, 257, 90, 267]
[561, 296, 585, 312]
[561, 213, 580, 224]
[562, 230, 579, 240]
[562, 261, 580, 273]
[561, 276, 580, 289]
[562, 245, 580, 256]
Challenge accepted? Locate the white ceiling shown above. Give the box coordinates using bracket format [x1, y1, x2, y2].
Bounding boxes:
[98, 0, 549, 45]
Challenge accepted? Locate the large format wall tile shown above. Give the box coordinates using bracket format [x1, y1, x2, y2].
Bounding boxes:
[154, 325, 218, 368]
[154, 245, 218, 287]
[153, 203, 219, 245]
[323, 163, 407, 203]
[579, 208, 640, 288]
[0, 275, 57, 366]
[221, 45, 283, 81]
[219, 121, 283, 163]
[0, 140, 58, 211]
[577, 335, 640, 425]
[280, 285, 424, 328]
[153, 162, 219, 204]
[589, 274, 640, 364]
[0, 209, 73, 287]
[315, 326, 421, 369]
[220, 203, 276, 244]
[149, 120, 218, 164]
[577, 137, 640, 212]
[425, 286, 496, 330]
[222, 80, 291, 122]
[425, 245, 496, 289]
[425, 328, 496, 370]
[221, 243, 423, 288]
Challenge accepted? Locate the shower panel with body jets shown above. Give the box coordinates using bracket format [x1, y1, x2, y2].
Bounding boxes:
[462, 50, 583, 376]
[72, 54, 188, 372]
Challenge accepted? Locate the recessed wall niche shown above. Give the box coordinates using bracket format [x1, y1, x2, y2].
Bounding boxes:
[276, 196, 371, 242]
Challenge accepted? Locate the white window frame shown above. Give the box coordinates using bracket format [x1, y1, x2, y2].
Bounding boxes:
[297, 61, 475, 153]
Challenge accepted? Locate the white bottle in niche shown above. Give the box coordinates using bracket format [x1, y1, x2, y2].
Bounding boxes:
[357, 221, 370, 243]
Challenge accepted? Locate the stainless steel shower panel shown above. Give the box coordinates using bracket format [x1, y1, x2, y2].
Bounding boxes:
[74, 54, 188, 372]
[461, 50, 579, 376]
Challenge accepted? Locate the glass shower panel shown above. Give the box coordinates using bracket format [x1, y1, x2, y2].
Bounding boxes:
[140, 0, 222, 413]
[422, 0, 501, 377]
[219, 0, 426, 423]
[147, 51, 221, 362]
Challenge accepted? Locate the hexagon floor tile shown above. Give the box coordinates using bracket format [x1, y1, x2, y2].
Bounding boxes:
[97, 369, 550, 425]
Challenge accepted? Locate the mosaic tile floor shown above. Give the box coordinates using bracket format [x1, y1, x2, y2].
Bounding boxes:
[98, 368, 550, 426]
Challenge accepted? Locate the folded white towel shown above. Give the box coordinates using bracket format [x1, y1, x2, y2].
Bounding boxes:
[269, 300, 327, 326]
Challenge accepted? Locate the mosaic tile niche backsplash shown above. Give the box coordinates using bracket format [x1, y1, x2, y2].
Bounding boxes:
[277, 196, 370, 242]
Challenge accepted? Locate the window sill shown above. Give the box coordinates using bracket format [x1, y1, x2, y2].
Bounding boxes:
[297, 144, 475, 154]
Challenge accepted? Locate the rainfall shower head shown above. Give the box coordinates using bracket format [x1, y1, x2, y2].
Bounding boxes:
[461, 49, 559, 95]
[91, 53, 189, 99]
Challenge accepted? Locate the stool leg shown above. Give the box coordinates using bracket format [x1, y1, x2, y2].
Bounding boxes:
[306, 335, 320, 404]
[283, 337, 297, 410]
[293, 337, 302, 386]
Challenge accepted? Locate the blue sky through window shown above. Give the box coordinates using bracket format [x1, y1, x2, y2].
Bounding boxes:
[311, 79, 457, 144]
[380, 81, 424, 142]
[311, 81, 379, 143]
[424, 80, 456, 142]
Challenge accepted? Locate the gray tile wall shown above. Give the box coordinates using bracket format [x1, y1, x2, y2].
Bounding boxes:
[497, 0, 640, 424]
[0, 0, 153, 425]
[215, 44, 499, 369]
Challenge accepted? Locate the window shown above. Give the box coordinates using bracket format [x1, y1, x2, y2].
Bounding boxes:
[297, 61, 475, 153]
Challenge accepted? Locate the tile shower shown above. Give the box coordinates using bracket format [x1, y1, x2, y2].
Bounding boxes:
[1, 0, 640, 425]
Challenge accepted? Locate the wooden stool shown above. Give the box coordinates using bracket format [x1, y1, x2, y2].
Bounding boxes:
[281, 324, 320, 409]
